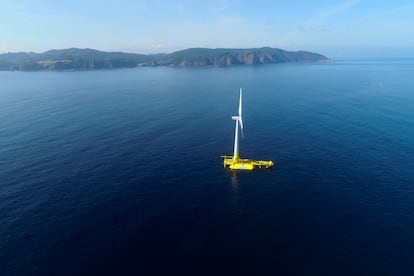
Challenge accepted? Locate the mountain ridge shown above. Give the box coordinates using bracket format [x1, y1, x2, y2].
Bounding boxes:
[0, 47, 332, 70]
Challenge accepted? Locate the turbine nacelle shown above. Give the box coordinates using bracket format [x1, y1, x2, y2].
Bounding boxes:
[231, 116, 244, 139]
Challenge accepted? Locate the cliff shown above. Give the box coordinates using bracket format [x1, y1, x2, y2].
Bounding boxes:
[0, 47, 332, 71]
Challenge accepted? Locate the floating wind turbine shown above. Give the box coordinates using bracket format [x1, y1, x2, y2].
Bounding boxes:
[221, 88, 274, 170]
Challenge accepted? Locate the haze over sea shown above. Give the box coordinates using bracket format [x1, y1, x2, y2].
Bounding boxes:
[1, 59, 414, 275]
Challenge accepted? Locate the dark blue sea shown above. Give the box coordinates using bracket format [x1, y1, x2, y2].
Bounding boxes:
[1, 60, 414, 275]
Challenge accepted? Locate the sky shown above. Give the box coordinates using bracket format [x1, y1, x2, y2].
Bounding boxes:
[1, 0, 414, 58]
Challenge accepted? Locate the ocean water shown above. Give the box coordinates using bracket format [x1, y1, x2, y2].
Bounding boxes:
[1, 60, 414, 275]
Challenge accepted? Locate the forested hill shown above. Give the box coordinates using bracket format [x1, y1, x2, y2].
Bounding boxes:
[0, 47, 332, 70]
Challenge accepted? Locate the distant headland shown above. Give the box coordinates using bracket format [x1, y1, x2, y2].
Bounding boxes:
[0, 47, 332, 71]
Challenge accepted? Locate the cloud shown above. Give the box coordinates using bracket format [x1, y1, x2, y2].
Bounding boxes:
[304, 0, 360, 29]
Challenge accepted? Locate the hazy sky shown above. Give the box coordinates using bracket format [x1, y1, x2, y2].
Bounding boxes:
[1, 0, 414, 57]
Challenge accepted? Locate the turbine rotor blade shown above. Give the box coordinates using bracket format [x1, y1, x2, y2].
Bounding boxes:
[238, 88, 244, 139]
[239, 88, 242, 116]
[239, 118, 244, 139]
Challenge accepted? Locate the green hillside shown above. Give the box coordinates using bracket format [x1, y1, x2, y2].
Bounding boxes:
[0, 47, 332, 70]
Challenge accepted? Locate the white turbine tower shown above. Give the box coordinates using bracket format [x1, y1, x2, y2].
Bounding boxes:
[231, 88, 244, 160]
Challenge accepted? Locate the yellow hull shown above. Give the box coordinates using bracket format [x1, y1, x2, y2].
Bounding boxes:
[221, 156, 274, 170]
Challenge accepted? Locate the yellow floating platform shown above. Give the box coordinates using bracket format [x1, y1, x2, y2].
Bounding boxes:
[221, 156, 274, 170]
